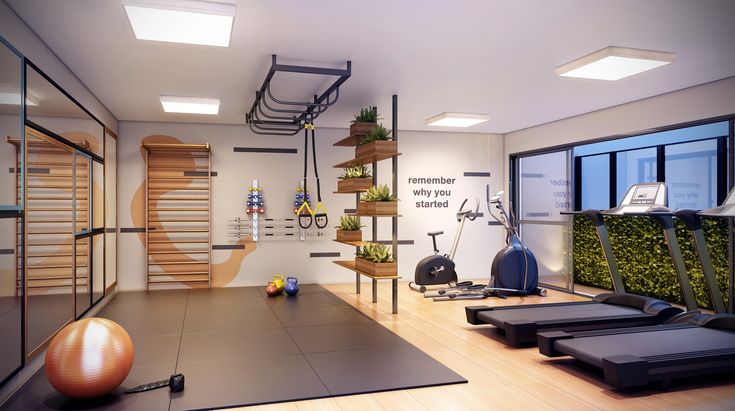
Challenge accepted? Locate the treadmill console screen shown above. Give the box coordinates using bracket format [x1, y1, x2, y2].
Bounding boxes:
[629, 185, 659, 205]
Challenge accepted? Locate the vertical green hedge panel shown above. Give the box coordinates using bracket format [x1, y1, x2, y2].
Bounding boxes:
[572, 216, 729, 309]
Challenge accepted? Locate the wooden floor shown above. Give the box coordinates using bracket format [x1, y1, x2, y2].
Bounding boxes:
[233, 281, 735, 411]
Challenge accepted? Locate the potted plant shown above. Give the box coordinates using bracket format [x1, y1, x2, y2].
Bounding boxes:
[355, 243, 396, 276]
[357, 184, 398, 216]
[335, 215, 363, 242]
[355, 124, 397, 159]
[337, 164, 372, 192]
[350, 106, 380, 140]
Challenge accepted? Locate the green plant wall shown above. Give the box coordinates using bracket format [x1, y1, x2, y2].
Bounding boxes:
[573, 216, 729, 309]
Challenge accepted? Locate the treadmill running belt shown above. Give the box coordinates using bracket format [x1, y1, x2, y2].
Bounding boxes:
[554, 326, 735, 368]
[477, 303, 645, 325]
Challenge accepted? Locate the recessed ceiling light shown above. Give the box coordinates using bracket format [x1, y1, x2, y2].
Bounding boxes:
[0, 90, 38, 106]
[426, 112, 490, 127]
[123, 0, 235, 47]
[556, 46, 675, 81]
[160, 96, 220, 114]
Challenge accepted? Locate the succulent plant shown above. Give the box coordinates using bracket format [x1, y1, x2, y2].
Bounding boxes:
[358, 124, 392, 145]
[336, 215, 362, 231]
[361, 184, 396, 202]
[351, 106, 381, 123]
[358, 243, 394, 263]
[338, 164, 372, 180]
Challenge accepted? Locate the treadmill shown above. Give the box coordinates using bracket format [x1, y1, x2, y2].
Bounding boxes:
[466, 183, 684, 345]
[537, 188, 735, 389]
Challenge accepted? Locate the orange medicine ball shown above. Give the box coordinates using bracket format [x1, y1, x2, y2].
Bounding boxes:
[45, 318, 134, 399]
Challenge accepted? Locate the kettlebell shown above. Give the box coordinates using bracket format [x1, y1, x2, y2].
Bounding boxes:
[273, 275, 286, 293]
[265, 281, 280, 297]
[285, 277, 299, 296]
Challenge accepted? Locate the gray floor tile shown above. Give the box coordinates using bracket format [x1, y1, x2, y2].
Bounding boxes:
[178, 328, 300, 363]
[132, 335, 181, 367]
[188, 286, 261, 298]
[0, 365, 173, 411]
[112, 290, 189, 305]
[185, 292, 270, 314]
[171, 355, 329, 410]
[305, 345, 467, 396]
[98, 299, 187, 318]
[286, 322, 409, 354]
[182, 310, 281, 334]
[95, 313, 184, 337]
[264, 292, 348, 310]
[274, 305, 372, 328]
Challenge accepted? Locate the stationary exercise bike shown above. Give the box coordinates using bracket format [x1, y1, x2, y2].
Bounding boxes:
[409, 199, 480, 293]
[433, 187, 546, 300]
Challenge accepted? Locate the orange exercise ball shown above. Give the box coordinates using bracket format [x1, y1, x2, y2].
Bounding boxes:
[45, 318, 134, 399]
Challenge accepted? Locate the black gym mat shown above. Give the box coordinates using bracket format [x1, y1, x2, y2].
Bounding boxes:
[1, 285, 466, 410]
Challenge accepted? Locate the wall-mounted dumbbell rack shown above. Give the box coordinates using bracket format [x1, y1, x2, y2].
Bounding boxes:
[143, 143, 211, 289]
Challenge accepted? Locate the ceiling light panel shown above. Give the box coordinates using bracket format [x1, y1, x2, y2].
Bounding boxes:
[160, 96, 220, 114]
[556, 46, 675, 81]
[0, 90, 38, 106]
[123, 0, 236, 47]
[426, 112, 490, 127]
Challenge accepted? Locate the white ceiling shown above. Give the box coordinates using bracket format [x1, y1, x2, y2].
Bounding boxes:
[6, 0, 735, 133]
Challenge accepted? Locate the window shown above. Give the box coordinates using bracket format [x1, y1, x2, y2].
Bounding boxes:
[579, 154, 610, 210]
[616, 147, 657, 202]
[665, 139, 718, 209]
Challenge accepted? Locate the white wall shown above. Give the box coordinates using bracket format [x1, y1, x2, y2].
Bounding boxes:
[118, 121, 504, 290]
[0, 0, 117, 131]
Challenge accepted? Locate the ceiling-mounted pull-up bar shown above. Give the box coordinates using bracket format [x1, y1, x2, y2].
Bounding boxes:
[246, 55, 351, 136]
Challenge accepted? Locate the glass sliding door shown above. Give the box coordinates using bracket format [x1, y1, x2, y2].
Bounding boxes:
[104, 131, 116, 290]
[24, 129, 74, 358]
[665, 139, 718, 209]
[517, 150, 573, 290]
[0, 35, 24, 381]
[73, 152, 91, 317]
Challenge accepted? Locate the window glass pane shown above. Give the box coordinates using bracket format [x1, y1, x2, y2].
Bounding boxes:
[75, 236, 90, 317]
[519, 151, 571, 222]
[0, 217, 22, 380]
[25, 130, 74, 354]
[575, 121, 728, 157]
[75, 154, 90, 233]
[92, 234, 103, 303]
[0, 41, 22, 207]
[665, 139, 718, 209]
[26, 66, 103, 158]
[92, 160, 103, 229]
[520, 223, 570, 289]
[104, 132, 116, 289]
[580, 154, 610, 210]
[616, 147, 657, 202]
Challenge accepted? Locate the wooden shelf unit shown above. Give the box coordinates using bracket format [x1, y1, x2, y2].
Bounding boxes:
[332, 96, 401, 314]
[143, 142, 212, 289]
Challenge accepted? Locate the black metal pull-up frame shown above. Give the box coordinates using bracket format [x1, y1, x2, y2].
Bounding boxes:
[245, 55, 352, 135]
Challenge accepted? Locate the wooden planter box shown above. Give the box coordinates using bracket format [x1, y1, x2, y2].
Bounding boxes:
[355, 257, 397, 277]
[336, 229, 362, 243]
[355, 140, 397, 159]
[350, 122, 377, 142]
[357, 201, 397, 216]
[337, 177, 372, 192]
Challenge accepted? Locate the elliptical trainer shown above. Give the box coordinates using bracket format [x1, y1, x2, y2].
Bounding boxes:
[409, 198, 480, 292]
[434, 186, 546, 300]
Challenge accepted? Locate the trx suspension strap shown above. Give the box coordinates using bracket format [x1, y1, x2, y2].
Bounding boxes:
[310, 122, 328, 228]
[297, 120, 314, 228]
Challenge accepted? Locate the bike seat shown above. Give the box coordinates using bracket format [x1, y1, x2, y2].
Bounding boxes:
[427, 231, 444, 237]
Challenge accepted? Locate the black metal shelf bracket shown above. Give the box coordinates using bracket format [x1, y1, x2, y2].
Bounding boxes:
[246, 55, 351, 135]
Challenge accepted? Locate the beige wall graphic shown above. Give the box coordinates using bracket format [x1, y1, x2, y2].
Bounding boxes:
[131, 135, 257, 288]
